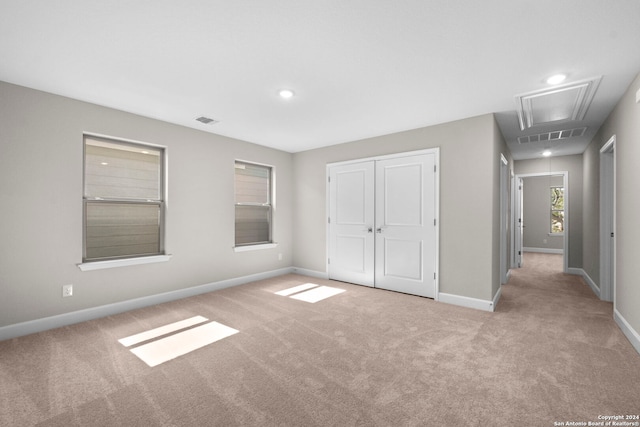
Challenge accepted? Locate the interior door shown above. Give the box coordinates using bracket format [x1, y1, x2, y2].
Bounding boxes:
[374, 154, 436, 298]
[328, 161, 375, 286]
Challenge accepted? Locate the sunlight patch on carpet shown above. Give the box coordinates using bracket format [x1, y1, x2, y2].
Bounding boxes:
[275, 283, 346, 303]
[289, 286, 346, 303]
[118, 315, 209, 347]
[119, 318, 239, 367]
[275, 283, 319, 296]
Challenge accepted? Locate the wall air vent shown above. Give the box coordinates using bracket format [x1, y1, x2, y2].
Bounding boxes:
[515, 77, 601, 130]
[195, 116, 219, 125]
[518, 127, 587, 144]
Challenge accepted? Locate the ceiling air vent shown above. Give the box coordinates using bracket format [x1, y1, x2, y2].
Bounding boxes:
[515, 77, 601, 130]
[195, 116, 219, 125]
[518, 127, 587, 144]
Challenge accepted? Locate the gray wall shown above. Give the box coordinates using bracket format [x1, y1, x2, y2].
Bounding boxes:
[0, 81, 293, 328]
[293, 113, 510, 302]
[492, 118, 514, 297]
[515, 155, 583, 269]
[0, 80, 517, 328]
[584, 71, 640, 337]
[582, 128, 602, 286]
[522, 175, 564, 250]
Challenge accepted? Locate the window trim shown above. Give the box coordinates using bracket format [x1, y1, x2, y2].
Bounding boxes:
[233, 243, 278, 253]
[78, 254, 172, 271]
[81, 133, 168, 264]
[234, 160, 275, 249]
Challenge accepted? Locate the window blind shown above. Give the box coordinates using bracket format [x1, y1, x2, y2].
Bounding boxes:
[84, 136, 164, 261]
[235, 162, 272, 246]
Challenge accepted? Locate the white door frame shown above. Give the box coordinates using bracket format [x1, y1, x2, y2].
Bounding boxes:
[513, 177, 524, 268]
[514, 171, 569, 273]
[500, 154, 509, 284]
[510, 170, 517, 268]
[599, 135, 616, 302]
[326, 148, 440, 299]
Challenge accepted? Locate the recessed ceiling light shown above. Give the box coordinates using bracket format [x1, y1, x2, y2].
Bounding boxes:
[278, 89, 295, 99]
[101, 162, 109, 165]
[542, 150, 552, 157]
[546, 74, 567, 85]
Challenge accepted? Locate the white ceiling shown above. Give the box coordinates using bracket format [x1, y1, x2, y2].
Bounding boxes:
[1, 1, 640, 159]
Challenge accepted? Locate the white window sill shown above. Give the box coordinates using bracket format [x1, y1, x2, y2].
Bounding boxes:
[233, 243, 278, 252]
[78, 254, 172, 271]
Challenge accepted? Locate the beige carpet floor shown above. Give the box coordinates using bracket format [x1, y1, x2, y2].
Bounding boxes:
[1, 253, 639, 426]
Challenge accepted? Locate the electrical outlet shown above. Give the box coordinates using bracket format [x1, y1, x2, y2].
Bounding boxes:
[278, 253, 283, 261]
[62, 284, 73, 298]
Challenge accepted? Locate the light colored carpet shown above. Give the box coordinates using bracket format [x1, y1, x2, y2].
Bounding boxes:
[1, 252, 639, 426]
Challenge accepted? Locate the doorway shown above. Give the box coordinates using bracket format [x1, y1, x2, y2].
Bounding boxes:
[327, 149, 439, 298]
[599, 135, 615, 302]
[513, 171, 569, 273]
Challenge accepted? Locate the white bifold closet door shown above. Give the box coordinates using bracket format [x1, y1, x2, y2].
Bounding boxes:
[328, 152, 437, 298]
[328, 161, 376, 287]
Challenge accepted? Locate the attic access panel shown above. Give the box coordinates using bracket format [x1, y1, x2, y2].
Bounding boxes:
[515, 77, 601, 130]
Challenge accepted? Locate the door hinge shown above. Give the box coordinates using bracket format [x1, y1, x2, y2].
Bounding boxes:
[434, 218, 436, 226]
[328, 176, 331, 183]
[328, 258, 330, 264]
[434, 165, 437, 173]
[611, 232, 614, 238]
[433, 272, 436, 280]
[328, 217, 331, 224]
[519, 251, 521, 255]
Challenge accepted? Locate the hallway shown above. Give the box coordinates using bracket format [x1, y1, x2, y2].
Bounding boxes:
[503, 252, 603, 312]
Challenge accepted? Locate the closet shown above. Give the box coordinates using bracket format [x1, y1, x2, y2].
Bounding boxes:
[328, 149, 439, 298]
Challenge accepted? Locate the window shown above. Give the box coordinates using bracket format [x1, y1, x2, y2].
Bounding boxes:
[550, 186, 564, 234]
[83, 135, 165, 262]
[235, 161, 272, 247]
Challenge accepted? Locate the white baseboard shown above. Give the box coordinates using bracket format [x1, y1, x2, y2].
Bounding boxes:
[566, 267, 581, 275]
[493, 285, 503, 310]
[438, 291, 497, 312]
[0, 267, 294, 342]
[567, 268, 600, 298]
[292, 267, 329, 279]
[614, 309, 640, 356]
[523, 247, 564, 254]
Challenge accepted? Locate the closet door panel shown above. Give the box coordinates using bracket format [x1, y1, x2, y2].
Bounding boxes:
[375, 154, 436, 298]
[328, 162, 375, 286]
